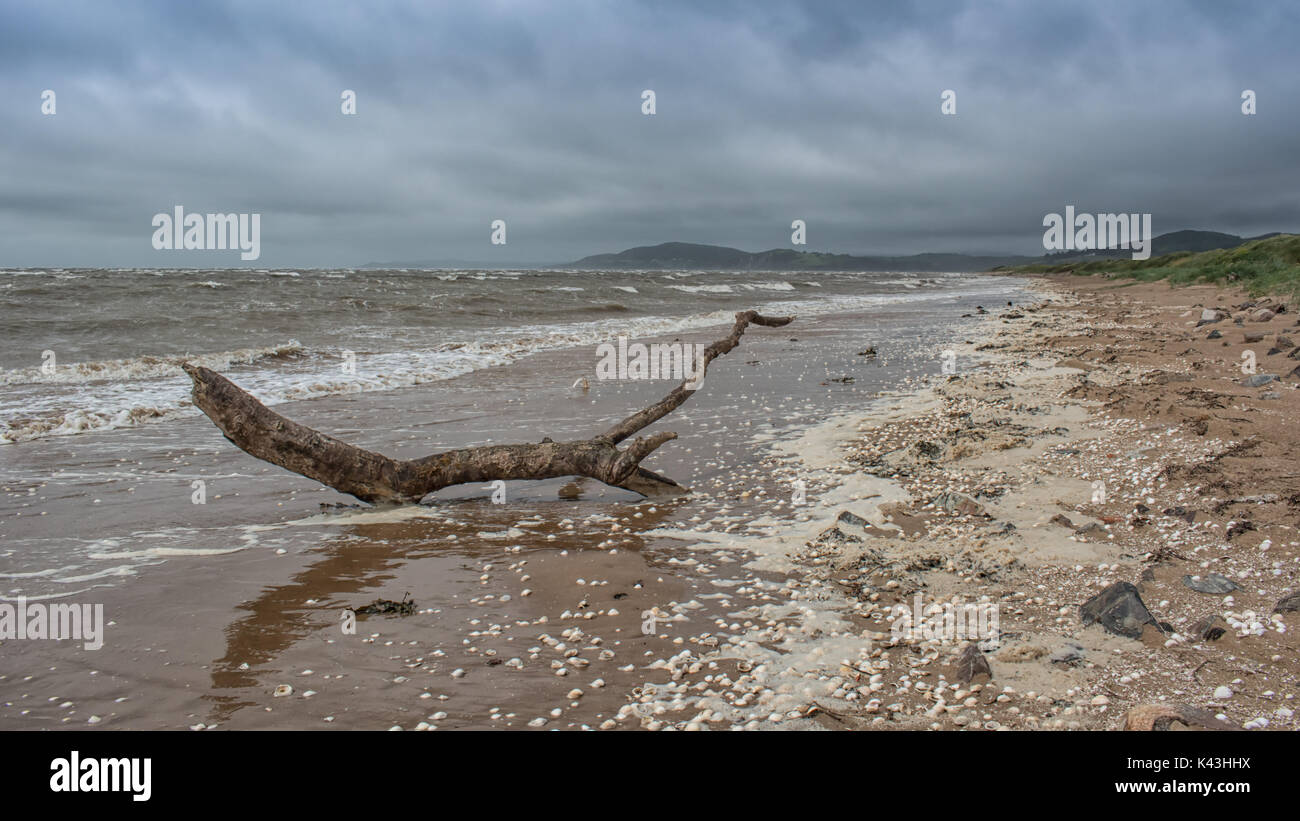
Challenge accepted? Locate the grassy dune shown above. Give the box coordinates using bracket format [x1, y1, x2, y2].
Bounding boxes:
[998, 234, 1300, 300]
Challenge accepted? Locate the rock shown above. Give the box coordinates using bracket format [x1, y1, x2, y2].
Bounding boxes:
[1049, 642, 1085, 666]
[1074, 522, 1107, 538]
[1123, 704, 1236, 731]
[1274, 591, 1300, 613]
[1241, 373, 1276, 387]
[933, 492, 986, 517]
[1244, 331, 1266, 343]
[836, 510, 869, 528]
[1253, 309, 1276, 322]
[1226, 520, 1256, 540]
[1213, 685, 1233, 700]
[856, 347, 877, 358]
[952, 644, 993, 684]
[1049, 513, 1076, 529]
[1261, 391, 1281, 400]
[1189, 614, 1227, 641]
[1182, 573, 1238, 594]
[1079, 581, 1161, 639]
[1162, 506, 1196, 524]
[1206, 329, 1222, 339]
[812, 526, 863, 547]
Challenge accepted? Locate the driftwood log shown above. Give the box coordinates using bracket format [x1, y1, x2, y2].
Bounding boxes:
[182, 310, 793, 504]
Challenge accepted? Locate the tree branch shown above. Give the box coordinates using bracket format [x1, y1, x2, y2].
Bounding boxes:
[183, 309, 792, 504]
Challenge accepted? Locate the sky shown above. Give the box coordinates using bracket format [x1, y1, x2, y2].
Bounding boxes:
[2, 0, 1298, 267]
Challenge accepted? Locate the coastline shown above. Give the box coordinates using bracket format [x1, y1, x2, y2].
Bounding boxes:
[3, 272, 1296, 731]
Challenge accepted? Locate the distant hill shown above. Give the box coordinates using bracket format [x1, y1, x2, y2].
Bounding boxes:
[361, 230, 1290, 273]
[564, 242, 1036, 272]
[1042, 229, 1279, 262]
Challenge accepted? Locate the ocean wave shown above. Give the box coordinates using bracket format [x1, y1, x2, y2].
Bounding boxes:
[740, 281, 795, 291]
[1, 275, 1020, 444]
[668, 284, 734, 293]
[0, 340, 305, 387]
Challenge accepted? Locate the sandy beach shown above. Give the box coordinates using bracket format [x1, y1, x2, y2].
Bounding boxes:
[4, 269, 1298, 731]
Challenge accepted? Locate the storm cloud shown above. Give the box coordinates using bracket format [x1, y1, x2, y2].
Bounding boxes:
[1, 0, 1298, 266]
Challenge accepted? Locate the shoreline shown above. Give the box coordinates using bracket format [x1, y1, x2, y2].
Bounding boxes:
[3, 272, 1296, 731]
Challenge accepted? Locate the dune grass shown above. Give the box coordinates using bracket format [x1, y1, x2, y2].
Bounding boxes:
[1000, 234, 1300, 302]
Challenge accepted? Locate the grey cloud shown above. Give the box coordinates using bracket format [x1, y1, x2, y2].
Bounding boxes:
[0, 0, 1297, 267]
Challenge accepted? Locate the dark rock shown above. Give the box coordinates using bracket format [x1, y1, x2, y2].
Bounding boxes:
[1226, 520, 1256, 541]
[953, 644, 993, 684]
[354, 593, 416, 616]
[1244, 332, 1266, 343]
[1206, 329, 1222, 339]
[836, 510, 869, 528]
[1079, 581, 1162, 639]
[1274, 591, 1300, 613]
[1162, 506, 1196, 523]
[1049, 513, 1076, 529]
[1181, 573, 1238, 595]
[856, 347, 877, 358]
